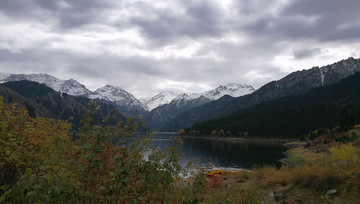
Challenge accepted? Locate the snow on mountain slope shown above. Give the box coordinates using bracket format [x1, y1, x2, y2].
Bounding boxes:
[0, 72, 254, 117]
[143, 91, 179, 111]
[89, 85, 148, 111]
[0, 73, 92, 96]
[0, 73, 148, 115]
[173, 83, 255, 102]
[201, 83, 255, 100]
[0, 73, 11, 83]
[145, 83, 255, 130]
[143, 83, 254, 111]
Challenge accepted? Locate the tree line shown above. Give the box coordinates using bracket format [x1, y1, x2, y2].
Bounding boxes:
[183, 72, 360, 139]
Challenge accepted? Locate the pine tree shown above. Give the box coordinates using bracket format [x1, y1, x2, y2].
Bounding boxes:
[339, 106, 351, 132]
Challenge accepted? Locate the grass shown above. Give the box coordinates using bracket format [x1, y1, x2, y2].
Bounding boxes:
[290, 146, 328, 163]
[287, 149, 304, 163]
[174, 127, 360, 203]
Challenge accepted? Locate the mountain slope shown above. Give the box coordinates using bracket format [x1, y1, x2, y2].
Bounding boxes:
[142, 84, 254, 112]
[143, 91, 179, 111]
[145, 95, 212, 130]
[146, 83, 254, 130]
[1, 80, 127, 127]
[161, 57, 360, 132]
[0, 73, 148, 116]
[198, 83, 255, 100]
[186, 72, 360, 138]
[0, 84, 55, 118]
[89, 85, 148, 116]
[0, 73, 92, 97]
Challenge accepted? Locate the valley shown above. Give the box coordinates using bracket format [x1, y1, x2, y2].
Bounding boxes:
[2, 57, 360, 203]
[0, 57, 359, 139]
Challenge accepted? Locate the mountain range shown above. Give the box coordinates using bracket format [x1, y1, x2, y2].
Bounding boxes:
[0, 73, 148, 116]
[142, 91, 179, 111]
[1, 57, 360, 132]
[186, 71, 360, 138]
[145, 84, 255, 130]
[160, 57, 360, 132]
[0, 72, 254, 130]
[0, 80, 126, 128]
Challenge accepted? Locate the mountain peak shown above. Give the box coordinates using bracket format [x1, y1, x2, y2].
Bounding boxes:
[0, 73, 92, 97]
[143, 91, 179, 111]
[201, 83, 255, 100]
[66, 78, 77, 82]
[90, 85, 148, 113]
[104, 84, 116, 88]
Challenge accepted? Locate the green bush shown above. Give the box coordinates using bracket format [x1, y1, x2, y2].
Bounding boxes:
[0, 98, 188, 203]
[330, 143, 357, 162]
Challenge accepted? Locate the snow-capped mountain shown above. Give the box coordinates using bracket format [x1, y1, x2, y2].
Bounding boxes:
[0, 73, 92, 97]
[143, 83, 255, 111]
[0, 73, 11, 82]
[145, 95, 212, 130]
[0, 72, 255, 124]
[203, 83, 255, 100]
[143, 91, 179, 111]
[175, 83, 255, 101]
[89, 85, 148, 115]
[160, 57, 360, 132]
[0, 73, 148, 116]
[145, 83, 255, 130]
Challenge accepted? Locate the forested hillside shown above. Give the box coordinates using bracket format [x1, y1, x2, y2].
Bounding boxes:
[184, 72, 360, 138]
[1, 80, 127, 128]
[162, 57, 360, 132]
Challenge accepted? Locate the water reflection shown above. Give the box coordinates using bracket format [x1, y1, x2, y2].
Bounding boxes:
[149, 133, 288, 169]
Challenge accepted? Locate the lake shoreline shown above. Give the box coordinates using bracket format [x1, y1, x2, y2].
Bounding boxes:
[177, 135, 302, 168]
[177, 134, 297, 144]
[152, 133, 290, 168]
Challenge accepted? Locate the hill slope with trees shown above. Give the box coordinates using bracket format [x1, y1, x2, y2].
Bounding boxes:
[1, 80, 127, 128]
[184, 72, 360, 138]
[161, 57, 360, 132]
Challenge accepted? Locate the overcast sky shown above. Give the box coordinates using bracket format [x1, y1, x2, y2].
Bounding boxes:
[1, 0, 360, 99]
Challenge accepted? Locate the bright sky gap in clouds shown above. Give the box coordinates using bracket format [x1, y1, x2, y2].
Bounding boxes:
[1, 0, 360, 99]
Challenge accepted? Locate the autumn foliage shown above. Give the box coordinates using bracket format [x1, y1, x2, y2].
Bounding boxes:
[0, 97, 185, 203]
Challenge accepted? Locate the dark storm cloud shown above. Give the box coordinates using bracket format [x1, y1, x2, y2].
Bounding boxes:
[293, 48, 322, 60]
[237, 0, 360, 42]
[1, 0, 360, 98]
[55, 0, 116, 29]
[0, 0, 115, 29]
[57, 12, 95, 29]
[282, 0, 360, 23]
[129, 0, 225, 44]
[0, 46, 165, 79]
[33, 0, 59, 11]
[281, 0, 360, 41]
[0, 0, 37, 19]
[235, 1, 279, 18]
[184, 0, 225, 36]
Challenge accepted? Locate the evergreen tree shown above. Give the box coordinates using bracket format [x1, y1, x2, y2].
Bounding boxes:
[339, 106, 351, 132]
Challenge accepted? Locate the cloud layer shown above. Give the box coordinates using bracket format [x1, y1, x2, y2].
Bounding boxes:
[1, 0, 360, 99]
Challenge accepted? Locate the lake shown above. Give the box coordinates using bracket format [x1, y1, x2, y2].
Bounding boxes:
[148, 133, 289, 169]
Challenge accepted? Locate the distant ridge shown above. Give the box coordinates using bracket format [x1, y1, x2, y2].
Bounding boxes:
[145, 83, 255, 130]
[1, 80, 127, 127]
[161, 57, 360, 132]
[186, 71, 360, 138]
[0, 73, 148, 116]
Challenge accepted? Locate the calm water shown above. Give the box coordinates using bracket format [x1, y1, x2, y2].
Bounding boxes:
[148, 133, 289, 169]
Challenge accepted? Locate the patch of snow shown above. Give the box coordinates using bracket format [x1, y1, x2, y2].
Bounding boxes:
[319, 67, 325, 86]
[143, 91, 179, 111]
[90, 85, 148, 110]
[0, 73, 92, 96]
[172, 83, 255, 102]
